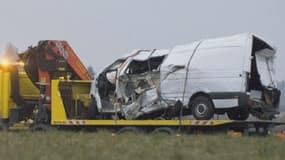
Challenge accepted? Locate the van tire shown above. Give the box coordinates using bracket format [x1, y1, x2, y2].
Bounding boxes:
[192, 96, 214, 120]
[227, 108, 249, 120]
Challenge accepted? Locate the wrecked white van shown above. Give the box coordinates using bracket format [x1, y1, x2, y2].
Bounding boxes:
[92, 33, 280, 120]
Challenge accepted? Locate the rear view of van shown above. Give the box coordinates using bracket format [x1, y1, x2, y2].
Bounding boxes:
[246, 35, 280, 120]
[160, 33, 280, 120]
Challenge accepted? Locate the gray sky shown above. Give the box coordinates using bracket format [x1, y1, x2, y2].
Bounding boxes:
[0, 0, 284, 79]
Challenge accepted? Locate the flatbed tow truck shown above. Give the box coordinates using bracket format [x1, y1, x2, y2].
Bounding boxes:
[50, 80, 285, 135]
[6, 78, 285, 136]
[0, 41, 284, 136]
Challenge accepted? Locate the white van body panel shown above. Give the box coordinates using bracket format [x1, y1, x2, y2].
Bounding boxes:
[160, 33, 276, 109]
[212, 99, 239, 108]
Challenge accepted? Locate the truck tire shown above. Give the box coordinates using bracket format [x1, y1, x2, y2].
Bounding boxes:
[29, 123, 53, 132]
[192, 96, 214, 120]
[152, 127, 175, 135]
[87, 98, 99, 119]
[227, 108, 249, 120]
[117, 127, 143, 135]
[0, 119, 9, 131]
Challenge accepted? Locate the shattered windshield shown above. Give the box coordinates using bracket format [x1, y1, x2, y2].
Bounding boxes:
[125, 56, 165, 75]
[108, 59, 125, 71]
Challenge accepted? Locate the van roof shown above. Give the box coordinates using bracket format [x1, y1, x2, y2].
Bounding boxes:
[173, 33, 276, 53]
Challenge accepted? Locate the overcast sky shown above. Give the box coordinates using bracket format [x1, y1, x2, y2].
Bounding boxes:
[0, 0, 284, 79]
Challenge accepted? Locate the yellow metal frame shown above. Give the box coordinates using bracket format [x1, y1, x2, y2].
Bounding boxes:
[51, 119, 234, 126]
[51, 79, 234, 127]
[0, 69, 39, 120]
[51, 79, 92, 120]
[0, 71, 11, 119]
[18, 71, 39, 100]
[51, 80, 68, 120]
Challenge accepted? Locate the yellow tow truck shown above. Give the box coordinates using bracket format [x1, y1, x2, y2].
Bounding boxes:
[0, 41, 284, 135]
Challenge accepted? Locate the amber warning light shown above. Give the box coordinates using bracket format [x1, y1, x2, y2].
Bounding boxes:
[0, 59, 9, 67]
[0, 58, 25, 68]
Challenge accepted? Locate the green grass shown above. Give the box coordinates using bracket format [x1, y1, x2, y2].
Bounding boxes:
[0, 131, 284, 160]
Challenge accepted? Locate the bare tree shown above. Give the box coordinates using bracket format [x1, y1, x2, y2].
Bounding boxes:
[87, 66, 95, 77]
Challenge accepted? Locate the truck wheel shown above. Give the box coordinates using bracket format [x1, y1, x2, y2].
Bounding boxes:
[227, 108, 249, 120]
[192, 96, 214, 120]
[29, 124, 53, 132]
[87, 98, 99, 119]
[0, 119, 9, 131]
[117, 127, 143, 135]
[152, 127, 175, 135]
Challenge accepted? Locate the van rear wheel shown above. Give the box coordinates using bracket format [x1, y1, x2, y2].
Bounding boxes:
[192, 96, 214, 120]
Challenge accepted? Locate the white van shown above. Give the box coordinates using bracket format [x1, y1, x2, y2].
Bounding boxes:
[93, 33, 280, 120]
